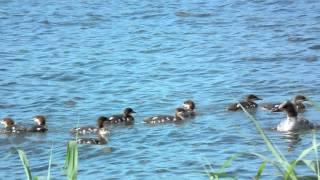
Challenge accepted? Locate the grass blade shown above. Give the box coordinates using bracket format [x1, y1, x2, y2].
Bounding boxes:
[295, 143, 320, 163]
[208, 172, 237, 179]
[202, 157, 215, 179]
[288, 141, 320, 176]
[17, 149, 32, 180]
[64, 141, 78, 180]
[300, 160, 319, 173]
[238, 104, 297, 180]
[218, 154, 240, 173]
[255, 162, 266, 180]
[311, 131, 320, 180]
[249, 152, 283, 174]
[206, 154, 240, 179]
[47, 144, 53, 180]
[239, 105, 286, 163]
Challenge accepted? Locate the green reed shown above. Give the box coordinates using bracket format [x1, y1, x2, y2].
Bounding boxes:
[46, 144, 53, 180]
[18, 149, 33, 180]
[207, 104, 320, 179]
[17, 141, 78, 180]
[63, 141, 78, 180]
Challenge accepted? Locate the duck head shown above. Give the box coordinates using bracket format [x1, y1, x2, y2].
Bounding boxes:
[246, 94, 262, 102]
[123, 108, 136, 116]
[1, 118, 15, 127]
[293, 95, 308, 103]
[97, 116, 107, 128]
[34, 115, 46, 126]
[183, 100, 196, 110]
[278, 101, 298, 117]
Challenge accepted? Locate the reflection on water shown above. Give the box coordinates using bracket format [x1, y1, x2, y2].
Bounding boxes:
[280, 131, 302, 151]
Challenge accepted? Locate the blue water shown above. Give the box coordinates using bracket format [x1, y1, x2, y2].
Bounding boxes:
[1, 0, 320, 179]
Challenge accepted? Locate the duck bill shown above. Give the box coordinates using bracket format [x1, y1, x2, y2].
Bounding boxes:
[271, 107, 282, 112]
[278, 103, 286, 110]
[304, 101, 313, 105]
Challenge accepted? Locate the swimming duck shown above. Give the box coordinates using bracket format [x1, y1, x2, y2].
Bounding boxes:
[276, 100, 315, 132]
[76, 128, 108, 145]
[144, 108, 186, 124]
[182, 100, 196, 118]
[262, 95, 308, 112]
[105, 108, 136, 124]
[1, 118, 27, 134]
[28, 115, 48, 132]
[227, 94, 262, 111]
[71, 116, 109, 135]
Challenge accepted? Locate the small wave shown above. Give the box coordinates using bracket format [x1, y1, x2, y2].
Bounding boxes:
[175, 11, 212, 18]
[39, 20, 50, 25]
[64, 100, 77, 107]
[0, 104, 16, 109]
[139, 47, 175, 54]
[141, 13, 168, 19]
[309, 45, 320, 50]
[288, 36, 315, 42]
[1, 81, 17, 86]
[303, 56, 318, 62]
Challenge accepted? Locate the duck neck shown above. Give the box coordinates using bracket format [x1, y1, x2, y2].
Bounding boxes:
[295, 101, 305, 108]
[98, 135, 107, 144]
[175, 114, 184, 120]
[97, 121, 104, 128]
[287, 116, 298, 122]
[286, 111, 298, 120]
[246, 98, 255, 104]
[286, 106, 298, 118]
[124, 113, 131, 118]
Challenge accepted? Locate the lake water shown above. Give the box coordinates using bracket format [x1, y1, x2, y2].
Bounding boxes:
[1, 0, 320, 179]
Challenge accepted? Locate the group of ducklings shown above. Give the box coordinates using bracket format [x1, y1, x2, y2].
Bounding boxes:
[1, 95, 316, 145]
[227, 94, 316, 132]
[1, 115, 47, 134]
[0, 100, 196, 145]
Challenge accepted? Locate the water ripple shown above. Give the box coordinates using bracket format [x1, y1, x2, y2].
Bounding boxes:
[0, 0, 320, 179]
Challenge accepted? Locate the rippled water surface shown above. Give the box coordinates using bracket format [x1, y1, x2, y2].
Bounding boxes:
[1, 0, 320, 179]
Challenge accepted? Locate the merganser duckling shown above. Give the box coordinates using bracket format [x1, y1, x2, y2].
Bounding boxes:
[276, 101, 315, 132]
[105, 108, 136, 124]
[182, 100, 196, 118]
[28, 115, 48, 132]
[1, 118, 27, 134]
[71, 116, 109, 135]
[76, 128, 108, 145]
[262, 95, 308, 112]
[144, 108, 186, 124]
[227, 94, 262, 111]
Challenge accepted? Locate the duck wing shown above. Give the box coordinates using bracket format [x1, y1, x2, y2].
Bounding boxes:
[144, 115, 175, 124]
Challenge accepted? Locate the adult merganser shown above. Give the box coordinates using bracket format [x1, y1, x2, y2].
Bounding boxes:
[276, 101, 315, 132]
